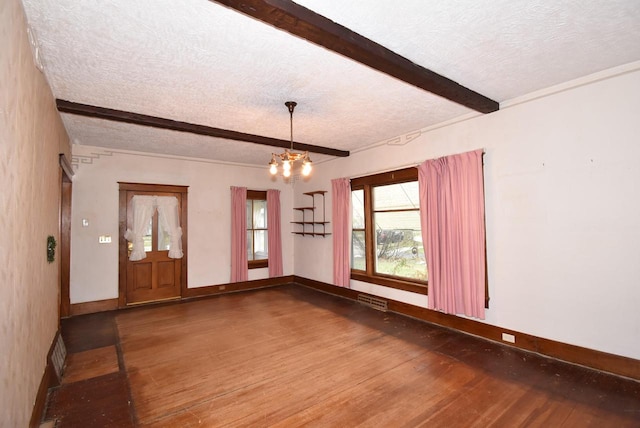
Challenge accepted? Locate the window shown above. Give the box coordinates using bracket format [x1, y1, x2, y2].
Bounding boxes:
[351, 168, 427, 294]
[247, 190, 268, 269]
[139, 216, 170, 252]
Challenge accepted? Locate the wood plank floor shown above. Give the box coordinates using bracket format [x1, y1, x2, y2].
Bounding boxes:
[44, 285, 640, 427]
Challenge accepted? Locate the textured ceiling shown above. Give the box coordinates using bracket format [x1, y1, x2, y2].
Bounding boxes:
[20, 0, 640, 166]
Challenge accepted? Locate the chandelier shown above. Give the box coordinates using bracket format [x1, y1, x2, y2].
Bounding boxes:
[269, 101, 312, 177]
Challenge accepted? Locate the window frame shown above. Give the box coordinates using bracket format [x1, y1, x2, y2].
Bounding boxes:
[350, 167, 428, 295]
[247, 190, 268, 269]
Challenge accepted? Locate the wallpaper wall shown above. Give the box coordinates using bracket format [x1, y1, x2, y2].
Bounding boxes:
[0, 0, 71, 426]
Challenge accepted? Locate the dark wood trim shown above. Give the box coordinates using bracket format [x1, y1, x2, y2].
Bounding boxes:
[67, 278, 294, 315]
[118, 188, 128, 308]
[118, 182, 190, 193]
[182, 275, 295, 299]
[351, 272, 427, 295]
[58, 153, 74, 179]
[295, 275, 360, 300]
[70, 298, 119, 316]
[482, 154, 490, 309]
[59, 169, 72, 319]
[29, 330, 62, 428]
[180, 190, 189, 300]
[351, 167, 418, 187]
[247, 190, 267, 200]
[29, 365, 53, 428]
[212, 0, 499, 114]
[248, 259, 269, 269]
[294, 276, 640, 381]
[57, 99, 349, 157]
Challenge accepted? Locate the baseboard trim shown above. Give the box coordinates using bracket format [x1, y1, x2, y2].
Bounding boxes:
[183, 275, 295, 300]
[294, 276, 640, 382]
[70, 298, 119, 316]
[29, 330, 63, 428]
[70, 277, 296, 315]
[68, 275, 639, 380]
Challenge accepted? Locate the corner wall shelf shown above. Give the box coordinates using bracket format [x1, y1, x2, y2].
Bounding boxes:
[292, 191, 330, 237]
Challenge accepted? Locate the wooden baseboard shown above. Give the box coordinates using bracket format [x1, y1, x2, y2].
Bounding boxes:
[29, 365, 54, 428]
[294, 275, 640, 382]
[70, 277, 295, 316]
[67, 275, 639, 380]
[70, 298, 119, 316]
[183, 275, 295, 300]
[30, 330, 63, 428]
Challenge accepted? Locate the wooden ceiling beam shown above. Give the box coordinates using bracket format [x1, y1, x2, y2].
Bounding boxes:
[56, 99, 350, 158]
[212, 0, 499, 114]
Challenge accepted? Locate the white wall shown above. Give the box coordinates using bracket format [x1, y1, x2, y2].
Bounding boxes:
[1, 0, 72, 425]
[295, 65, 640, 361]
[70, 148, 294, 303]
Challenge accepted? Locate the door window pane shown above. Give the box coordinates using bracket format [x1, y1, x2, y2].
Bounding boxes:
[158, 226, 170, 251]
[143, 218, 152, 252]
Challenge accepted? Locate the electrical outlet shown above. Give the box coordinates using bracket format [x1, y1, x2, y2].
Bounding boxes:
[98, 235, 112, 244]
[502, 333, 516, 343]
[219, 285, 226, 291]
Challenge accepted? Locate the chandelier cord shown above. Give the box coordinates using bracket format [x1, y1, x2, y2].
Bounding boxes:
[287, 101, 296, 151]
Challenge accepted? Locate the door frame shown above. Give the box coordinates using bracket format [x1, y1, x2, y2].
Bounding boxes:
[118, 182, 189, 307]
[59, 158, 73, 319]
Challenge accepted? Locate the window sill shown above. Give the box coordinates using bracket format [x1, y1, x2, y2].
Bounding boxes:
[248, 259, 268, 269]
[351, 271, 428, 295]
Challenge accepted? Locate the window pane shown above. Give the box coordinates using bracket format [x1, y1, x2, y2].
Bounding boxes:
[352, 189, 364, 229]
[253, 200, 267, 229]
[374, 210, 426, 281]
[246, 230, 254, 261]
[246, 200, 253, 228]
[351, 230, 366, 271]
[254, 230, 268, 260]
[143, 217, 152, 252]
[374, 182, 419, 211]
[158, 227, 170, 251]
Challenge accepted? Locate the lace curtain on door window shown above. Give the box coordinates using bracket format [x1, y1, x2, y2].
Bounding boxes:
[124, 195, 183, 261]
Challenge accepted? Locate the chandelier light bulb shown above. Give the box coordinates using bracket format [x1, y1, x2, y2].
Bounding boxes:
[302, 162, 312, 176]
[283, 168, 291, 178]
[282, 160, 291, 171]
[269, 163, 278, 175]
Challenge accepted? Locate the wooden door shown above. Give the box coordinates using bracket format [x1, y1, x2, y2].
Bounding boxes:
[119, 183, 188, 306]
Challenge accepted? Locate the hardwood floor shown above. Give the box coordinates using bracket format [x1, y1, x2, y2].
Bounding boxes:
[43, 285, 640, 427]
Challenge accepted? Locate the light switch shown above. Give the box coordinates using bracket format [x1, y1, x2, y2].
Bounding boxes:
[98, 235, 112, 244]
[82, 218, 89, 227]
